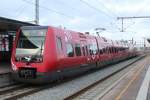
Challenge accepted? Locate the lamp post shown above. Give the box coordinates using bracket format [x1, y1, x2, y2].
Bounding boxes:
[94, 28, 106, 37]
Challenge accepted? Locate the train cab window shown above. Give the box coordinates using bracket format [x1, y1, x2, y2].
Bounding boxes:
[66, 43, 74, 57]
[75, 44, 81, 56]
[56, 37, 62, 51]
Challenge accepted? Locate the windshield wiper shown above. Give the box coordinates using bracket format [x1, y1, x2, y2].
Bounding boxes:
[26, 41, 44, 63]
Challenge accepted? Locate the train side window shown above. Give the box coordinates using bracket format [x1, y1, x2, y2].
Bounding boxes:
[112, 47, 115, 53]
[103, 48, 106, 54]
[75, 44, 81, 56]
[110, 47, 113, 53]
[99, 49, 103, 54]
[56, 37, 62, 51]
[109, 47, 111, 53]
[82, 46, 86, 56]
[114, 48, 116, 53]
[89, 44, 93, 55]
[85, 45, 89, 56]
[66, 43, 74, 57]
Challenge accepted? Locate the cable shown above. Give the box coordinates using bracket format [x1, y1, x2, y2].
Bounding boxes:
[15, 5, 27, 18]
[48, 0, 82, 14]
[0, 8, 16, 18]
[79, 0, 114, 19]
[95, 0, 118, 17]
[21, 0, 120, 33]
[22, 0, 73, 19]
[117, 0, 149, 32]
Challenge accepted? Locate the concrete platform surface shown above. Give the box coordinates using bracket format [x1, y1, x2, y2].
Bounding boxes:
[101, 56, 150, 100]
[0, 62, 11, 74]
[147, 83, 150, 100]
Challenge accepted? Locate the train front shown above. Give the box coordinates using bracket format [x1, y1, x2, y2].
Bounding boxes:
[11, 26, 50, 84]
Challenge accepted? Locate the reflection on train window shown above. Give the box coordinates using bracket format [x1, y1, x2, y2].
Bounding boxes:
[56, 37, 62, 51]
[75, 44, 81, 56]
[89, 43, 98, 55]
[66, 43, 74, 57]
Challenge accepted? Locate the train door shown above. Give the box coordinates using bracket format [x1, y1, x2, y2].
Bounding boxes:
[80, 40, 88, 64]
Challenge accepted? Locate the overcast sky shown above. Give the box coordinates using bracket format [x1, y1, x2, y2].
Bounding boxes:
[0, 0, 150, 44]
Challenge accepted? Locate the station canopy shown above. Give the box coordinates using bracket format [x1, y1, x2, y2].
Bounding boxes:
[0, 16, 37, 34]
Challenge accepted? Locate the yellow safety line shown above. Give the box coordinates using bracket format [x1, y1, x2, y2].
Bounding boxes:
[115, 59, 148, 100]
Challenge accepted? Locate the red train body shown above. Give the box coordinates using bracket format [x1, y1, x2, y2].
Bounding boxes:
[11, 26, 137, 84]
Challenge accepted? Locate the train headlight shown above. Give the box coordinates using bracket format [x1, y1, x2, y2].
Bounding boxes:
[12, 64, 17, 71]
[15, 56, 21, 62]
[11, 59, 18, 71]
[36, 57, 43, 62]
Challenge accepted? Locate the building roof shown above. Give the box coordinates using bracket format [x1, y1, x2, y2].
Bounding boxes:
[0, 16, 37, 32]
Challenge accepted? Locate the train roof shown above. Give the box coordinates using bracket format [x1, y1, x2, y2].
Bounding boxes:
[20, 26, 132, 48]
[21, 26, 48, 30]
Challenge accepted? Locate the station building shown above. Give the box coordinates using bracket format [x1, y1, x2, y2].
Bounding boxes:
[0, 17, 36, 62]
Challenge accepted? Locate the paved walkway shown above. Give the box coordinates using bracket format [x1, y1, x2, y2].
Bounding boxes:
[101, 56, 150, 100]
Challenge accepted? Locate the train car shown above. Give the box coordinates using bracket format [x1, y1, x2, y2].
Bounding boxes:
[11, 26, 137, 84]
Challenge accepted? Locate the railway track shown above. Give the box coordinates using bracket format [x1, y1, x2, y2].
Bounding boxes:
[0, 75, 73, 100]
[0, 79, 71, 100]
[0, 84, 39, 100]
[64, 56, 146, 100]
[0, 72, 18, 88]
[12, 56, 143, 100]
[0, 56, 144, 100]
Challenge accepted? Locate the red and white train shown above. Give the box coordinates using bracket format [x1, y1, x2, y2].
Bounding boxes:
[11, 26, 138, 84]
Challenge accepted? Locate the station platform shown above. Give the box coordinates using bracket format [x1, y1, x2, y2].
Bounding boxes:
[101, 56, 150, 100]
[0, 62, 11, 74]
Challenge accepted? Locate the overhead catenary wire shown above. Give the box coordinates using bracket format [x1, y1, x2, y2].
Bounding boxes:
[117, 0, 149, 32]
[51, 0, 83, 14]
[95, 0, 118, 17]
[22, 0, 121, 33]
[22, 0, 73, 19]
[79, 0, 115, 19]
[15, 5, 27, 18]
[22, 0, 104, 30]
[95, 0, 122, 31]
[79, 0, 122, 32]
[124, 0, 149, 31]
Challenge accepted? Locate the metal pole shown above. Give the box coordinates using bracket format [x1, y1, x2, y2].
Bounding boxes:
[35, 0, 39, 25]
[117, 16, 150, 32]
[144, 38, 146, 47]
[121, 18, 124, 32]
[132, 38, 134, 44]
[117, 16, 150, 19]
